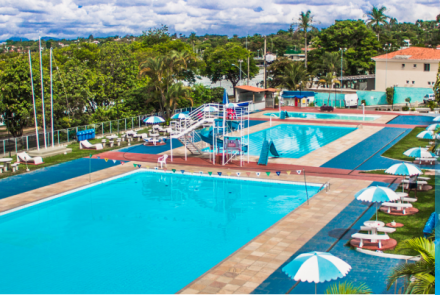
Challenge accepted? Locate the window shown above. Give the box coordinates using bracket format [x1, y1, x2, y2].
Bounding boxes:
[413, 64, 417, 68]
[406, 80, 410, 84]
[424, 64, 430, 71]
[428, 82, 431, 85]
[412, 81, 415, 84]
[402, 64, 406, 68]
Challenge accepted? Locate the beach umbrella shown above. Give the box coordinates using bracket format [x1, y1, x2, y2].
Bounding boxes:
[432, 116, 440, 122]
[426, 124, 440, 131]
[355, 186, 400, 220]
[282, 251, 351, 294]
[171, 113, 189, 120]
[222, 88, 229, 105]
[143, 116, 165, 125]
[226, 103, 236, 108]
[404, 147, 435, 158]
[417, 131, 439, 140]
[203, 106, 219, 112]
[385, 163, 422, 176]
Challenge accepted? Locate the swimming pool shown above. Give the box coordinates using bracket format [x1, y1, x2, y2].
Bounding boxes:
[0, 170, 321, 293]
[248, 124, 356, 158]
[264, 112, 379, 121]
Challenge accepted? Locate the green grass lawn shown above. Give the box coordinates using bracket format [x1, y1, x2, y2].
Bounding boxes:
[0, 137, 141, 180]
[362, 171, 435, 255]
[382, 127, 431, 161]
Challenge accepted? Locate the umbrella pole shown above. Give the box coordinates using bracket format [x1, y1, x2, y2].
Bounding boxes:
[315, 283, 317, 294]
[376, 203, 378, 221]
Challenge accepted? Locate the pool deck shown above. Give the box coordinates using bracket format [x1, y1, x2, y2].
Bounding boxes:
[0, 110, 429, 294]
[250, 109, 396, 125]
[165, 120, 384, 167]
[0, 158, 398, 294]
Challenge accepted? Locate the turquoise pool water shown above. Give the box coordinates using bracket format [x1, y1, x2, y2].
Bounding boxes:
[264, 112, 379, 121]
[0, 170, 321, 294]
[248, 124, 356, 158]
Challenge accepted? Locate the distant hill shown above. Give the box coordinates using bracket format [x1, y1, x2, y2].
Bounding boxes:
[41, 36, 61, 41]
[5, 37, 30, 42]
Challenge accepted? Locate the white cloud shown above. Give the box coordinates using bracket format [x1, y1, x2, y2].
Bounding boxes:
[0, 0, 438, 40]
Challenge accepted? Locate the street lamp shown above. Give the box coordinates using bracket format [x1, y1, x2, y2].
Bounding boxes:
[339, 48, 347, 96]
[257, 49, 260, 58]
[232, 62, 246, 86]
[238, 59, 243, 85]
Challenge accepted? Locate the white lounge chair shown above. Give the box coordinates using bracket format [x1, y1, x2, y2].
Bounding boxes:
[158, 154, 168, 168]
[17, 152, 43, 165]
[80, 140, 103, 150]
[351, 233, 390, 249]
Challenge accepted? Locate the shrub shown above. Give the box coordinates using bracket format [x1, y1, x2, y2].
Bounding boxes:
[402, 106, 409, 111]
[386, 87, 394, 105]
[309, 102, 315, 107]
[411, 108, 416, 111]
[361, 99, 366, 105]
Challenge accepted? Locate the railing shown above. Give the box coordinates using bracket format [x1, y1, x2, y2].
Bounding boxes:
[1, 114, 150, 155]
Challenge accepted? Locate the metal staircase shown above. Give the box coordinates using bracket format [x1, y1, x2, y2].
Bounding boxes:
[177, 134, 203, 155]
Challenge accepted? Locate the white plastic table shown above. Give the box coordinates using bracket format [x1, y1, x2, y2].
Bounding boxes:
[149, 133, 159, 145]
[106, 135, 118, 140]
[363, 220, 385, 242]
[0, 158, 13, 172]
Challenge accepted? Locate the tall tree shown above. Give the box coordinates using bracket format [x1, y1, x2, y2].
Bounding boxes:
[311, 20, 380, 75]
[316, 51, 347, 76]
[0, 56, 34, 137]
[366, 6, 389, 41]
[274, 62, 310, 90]
[203, 43, 259, 97]
[297, 10, 316, 69]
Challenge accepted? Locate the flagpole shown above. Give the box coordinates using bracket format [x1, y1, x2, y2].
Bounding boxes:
[29, 50, 40, 150]
[39, 37, 47, 149]
[50, 47, 54, 148]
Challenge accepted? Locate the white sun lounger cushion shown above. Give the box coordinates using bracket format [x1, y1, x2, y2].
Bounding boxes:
[80, 140, 103, 150]
[17, 152, 43, 164]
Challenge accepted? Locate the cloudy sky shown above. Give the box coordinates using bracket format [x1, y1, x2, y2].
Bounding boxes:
[0, 0, 439, 40]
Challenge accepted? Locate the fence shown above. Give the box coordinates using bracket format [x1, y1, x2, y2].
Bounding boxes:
[0, 114, 153, 155]
[0, 105, 219, 156]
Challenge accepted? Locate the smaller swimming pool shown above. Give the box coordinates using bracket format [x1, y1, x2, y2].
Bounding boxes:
[264, 112, 379, 121]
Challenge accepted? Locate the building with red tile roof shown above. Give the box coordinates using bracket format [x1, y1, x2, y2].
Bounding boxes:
[372, 47, 440, 91]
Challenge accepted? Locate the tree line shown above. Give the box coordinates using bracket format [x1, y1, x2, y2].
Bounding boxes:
[1, 8, 439, 136]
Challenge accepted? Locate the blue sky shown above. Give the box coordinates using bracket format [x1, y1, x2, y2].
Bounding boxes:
[0, 0, 438, 40]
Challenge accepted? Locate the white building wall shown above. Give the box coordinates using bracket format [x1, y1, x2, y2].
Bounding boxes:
[375, 59, 439, 91]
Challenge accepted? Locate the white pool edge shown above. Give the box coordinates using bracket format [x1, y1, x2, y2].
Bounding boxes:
[0, 168, 324, 217]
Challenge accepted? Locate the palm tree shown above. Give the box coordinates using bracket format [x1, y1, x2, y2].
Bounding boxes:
[326, 282, 372, 294]
[387, 237, 435, 294]
[167, 82, 193, 113]
[366, 6, 389, 41]
[298, 10, 315, 69]
[275, 62, 310, 90]
[317, 52, 347, 76]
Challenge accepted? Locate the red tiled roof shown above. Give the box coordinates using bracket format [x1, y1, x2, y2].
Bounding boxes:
[372, 47, 440, 60]
[234, 85, 277, 92]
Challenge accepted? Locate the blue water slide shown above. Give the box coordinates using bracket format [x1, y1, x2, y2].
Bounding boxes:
[258, 140, 270, 165]
[423, 212, 437, 237]
[269, 140, 280, 157]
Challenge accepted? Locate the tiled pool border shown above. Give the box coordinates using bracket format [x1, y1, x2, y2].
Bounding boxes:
[264, 112, 381, 121]
[0, 168, 323, 217]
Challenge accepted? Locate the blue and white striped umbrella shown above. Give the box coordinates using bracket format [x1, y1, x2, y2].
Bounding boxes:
[355, 186, 400, 203]
[171, 113, 189, 120]
[404, 147, 435, 158]
[385, 163, 422, 176]
[282, 252, 351, 293]
[417, 131, 439, 140]
[143, 116, 165, 124]
[355, 186, 400, 220]
[203, 106, 219, 112]
[426, 124, 440, 131]
[432, 116, 440, 122]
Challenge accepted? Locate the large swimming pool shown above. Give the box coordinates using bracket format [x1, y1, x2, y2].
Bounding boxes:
[264, 112, 379, 121]
[248, 124, 356, 158]
[0, 170, 321, 293]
